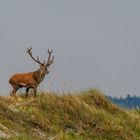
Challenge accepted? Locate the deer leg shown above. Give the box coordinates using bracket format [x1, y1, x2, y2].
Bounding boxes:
[26, 88, 30, 97]
[33, 87, 37, 97]
[10, 86, 19, 97]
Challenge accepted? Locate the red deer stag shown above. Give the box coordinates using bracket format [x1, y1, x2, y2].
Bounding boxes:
[9, 47, 54, 97]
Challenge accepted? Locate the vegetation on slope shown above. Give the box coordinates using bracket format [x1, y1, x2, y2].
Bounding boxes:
[0, 89, 140, 140]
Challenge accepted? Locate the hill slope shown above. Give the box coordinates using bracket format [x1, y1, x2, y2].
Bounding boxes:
[0, 89, 140, 140]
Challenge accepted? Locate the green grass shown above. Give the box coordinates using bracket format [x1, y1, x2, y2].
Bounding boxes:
[0, 89, 140, 140]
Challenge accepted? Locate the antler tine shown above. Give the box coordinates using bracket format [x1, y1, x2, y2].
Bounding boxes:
[49, 55, 55, 64]
[47, 49, 52, 62]
[46, 49, 55, 67]
[27, 47, 32, 53]
[27, 47, 43, 65]
[46, 56, 55, 67]
[48, 49, 53, 54]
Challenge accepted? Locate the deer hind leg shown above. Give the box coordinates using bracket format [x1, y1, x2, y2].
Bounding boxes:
[10, 85, 19, 97]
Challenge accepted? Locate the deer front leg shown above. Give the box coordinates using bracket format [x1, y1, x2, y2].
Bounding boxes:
[33, 87, 37, 97]
[26, 88, 30, 97]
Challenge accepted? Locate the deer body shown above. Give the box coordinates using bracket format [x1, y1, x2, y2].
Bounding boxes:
[9, 47, 54, 97]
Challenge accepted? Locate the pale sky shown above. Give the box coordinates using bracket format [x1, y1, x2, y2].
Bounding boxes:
[0, 0, 140, 97]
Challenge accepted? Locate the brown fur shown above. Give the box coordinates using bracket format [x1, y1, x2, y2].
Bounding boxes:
[9, 72, 35, 88]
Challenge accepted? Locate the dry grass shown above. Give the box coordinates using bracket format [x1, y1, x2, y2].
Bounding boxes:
[0, 89, 140, 140]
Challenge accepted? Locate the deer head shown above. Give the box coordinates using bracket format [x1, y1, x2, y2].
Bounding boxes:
[27, 47, 55, 77]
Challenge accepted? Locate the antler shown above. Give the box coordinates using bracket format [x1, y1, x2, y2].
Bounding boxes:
[27, 47, 45, 65]
[46, 49, 55, 67]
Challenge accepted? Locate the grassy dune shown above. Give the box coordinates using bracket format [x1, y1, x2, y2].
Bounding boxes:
[0, 89, 140, 140]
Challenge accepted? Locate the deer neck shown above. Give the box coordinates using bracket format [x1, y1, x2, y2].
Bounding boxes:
[33, 69, 46, 85]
